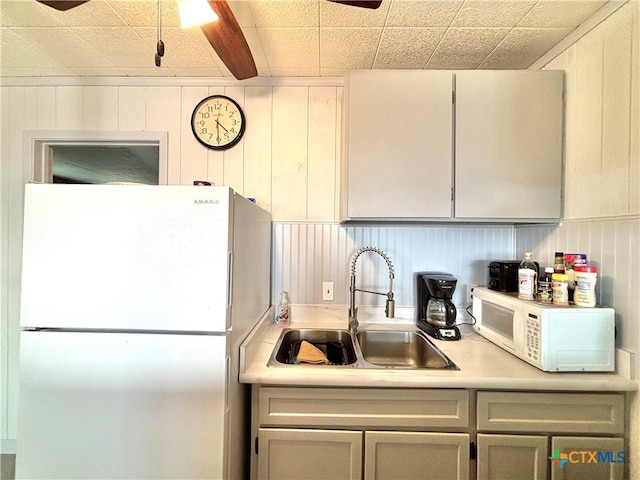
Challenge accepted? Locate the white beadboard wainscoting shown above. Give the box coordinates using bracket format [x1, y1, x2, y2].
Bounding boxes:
[516, 216, 640, 355]
[272, 222, 515, 309]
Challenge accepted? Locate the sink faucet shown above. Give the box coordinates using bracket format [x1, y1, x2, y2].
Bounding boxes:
[348, 246, 395, 334]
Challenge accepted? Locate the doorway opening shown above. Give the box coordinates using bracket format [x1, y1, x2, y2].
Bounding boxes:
[26, 131, 168, 185]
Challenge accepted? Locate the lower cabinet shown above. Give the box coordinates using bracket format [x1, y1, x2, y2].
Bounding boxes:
[253, 387, 471, 480]
[365, 431, 470, 480]
[476, 392, 626, 480]
[251, 387, 627, 480]
[257, 429, 470, 480]
[257, 428, 363, 480]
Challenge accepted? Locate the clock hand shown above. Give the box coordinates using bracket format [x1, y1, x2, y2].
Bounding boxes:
[216, 119, 229, 133]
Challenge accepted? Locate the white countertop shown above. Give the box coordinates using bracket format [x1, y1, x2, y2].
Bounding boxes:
[240, 306, 637, 392]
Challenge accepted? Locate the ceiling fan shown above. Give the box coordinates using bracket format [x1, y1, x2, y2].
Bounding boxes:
[36, 0, 382, 80]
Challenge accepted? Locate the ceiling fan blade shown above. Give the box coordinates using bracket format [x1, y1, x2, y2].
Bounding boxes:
[326, 0, 382, 8]
[201, 0, 257, 81]
[36, 0, 90, 11]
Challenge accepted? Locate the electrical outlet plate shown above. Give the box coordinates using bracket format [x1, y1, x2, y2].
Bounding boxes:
[467, 284, 477, 303]
[322, 282, 334, 301]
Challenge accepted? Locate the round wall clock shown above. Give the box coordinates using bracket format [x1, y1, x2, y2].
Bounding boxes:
[190, 95, 246, 150]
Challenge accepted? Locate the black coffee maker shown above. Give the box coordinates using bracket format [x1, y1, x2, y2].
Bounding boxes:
[416, 272, 461, 341]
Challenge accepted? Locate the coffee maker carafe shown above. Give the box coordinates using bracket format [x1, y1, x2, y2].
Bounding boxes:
[416, 272, 461, 341]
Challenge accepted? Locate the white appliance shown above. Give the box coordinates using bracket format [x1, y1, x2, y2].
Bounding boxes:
[16, 184, 271, 480]
[472, 287, 615, 372]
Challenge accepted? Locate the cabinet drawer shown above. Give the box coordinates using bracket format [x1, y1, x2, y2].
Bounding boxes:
[477, 392, 624, 434]
[259, 387, 469, 429]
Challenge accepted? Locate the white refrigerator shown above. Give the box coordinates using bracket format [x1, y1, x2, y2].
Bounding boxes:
[16, 184, 271, 480]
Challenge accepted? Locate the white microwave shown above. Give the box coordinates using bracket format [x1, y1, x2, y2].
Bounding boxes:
[472, 287, 615, 372]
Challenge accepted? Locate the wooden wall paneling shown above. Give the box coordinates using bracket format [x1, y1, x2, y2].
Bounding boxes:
[54, 86, 83, 130]
[631, 0, 640, 214]
[602, 10, 632, 215]
[223, 85, 246, 195]
[573, 26, 605, 219]
[243, 86, 273, 212]
[82, 86, 118, 131]
[271, 86, 309, 221]
[144, 86, 181, 184]
[35, 86, 56, 130]
[180, 86, 210, 186]
[118, 86, 146, 131]
[307, 86, 338, 222]
[206, 85, 226, 186]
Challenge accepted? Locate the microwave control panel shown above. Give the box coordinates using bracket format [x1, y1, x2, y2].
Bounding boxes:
[525, 313, 541, 362]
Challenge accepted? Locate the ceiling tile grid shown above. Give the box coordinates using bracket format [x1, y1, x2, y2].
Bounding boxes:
[0, 0, 614, 78]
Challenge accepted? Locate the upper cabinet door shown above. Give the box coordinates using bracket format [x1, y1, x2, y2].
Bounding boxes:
[454, 71, 564, 220]
[342, 70, 454, 220]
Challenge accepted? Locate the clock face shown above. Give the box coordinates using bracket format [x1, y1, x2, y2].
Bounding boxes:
[191, 95, 246, 150]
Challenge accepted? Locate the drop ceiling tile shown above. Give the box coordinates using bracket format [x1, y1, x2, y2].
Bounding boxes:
[480, 27, 572, 68]
[120, 66, 177, 76]
[385, 1, 463, 27]
[249, 0, 320, 27]
[134, 27, 222, 69]
[46, 0, 129, 27]
[258, 27, 319, 69]
[320, 67, 349, 76]
[11, 26, 114, 68]
[228, 0, 257, 28]
[269, 66, 321, 76]
[1, 0, 65, 27]
[427, 27, 511, 69]
[452, 0, 537, 27]
[165, 66, 226, 77]
[320, 0, 389, 27]
[518, 0, 607, 28]
[72, 27, 154, 68]
[70, 67, 128, 75]
[1, 27, 68, 69]
[242, 27, 270, 69]
[1, 66, 76, 76]
[374, 27, 446, 68]
[321, 27, 381, 69]
[106, 0, 180, 28]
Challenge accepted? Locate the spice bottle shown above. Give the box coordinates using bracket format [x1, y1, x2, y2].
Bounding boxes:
[552, 273, 569, 306]
[276, 291, 291, 327]
[574, 265, 597, 307]
[537, 267, 554, 304]
[518, 252, 538, 300]
[554, 251, 565, 274]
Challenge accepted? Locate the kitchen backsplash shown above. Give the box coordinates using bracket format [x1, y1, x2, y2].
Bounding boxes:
[272, 222, 515, 308]
[516, 216, 640, 354]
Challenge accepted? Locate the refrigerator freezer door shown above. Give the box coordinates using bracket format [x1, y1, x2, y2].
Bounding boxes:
[16, 331, 229, 480]
[21, 184, 233, 332]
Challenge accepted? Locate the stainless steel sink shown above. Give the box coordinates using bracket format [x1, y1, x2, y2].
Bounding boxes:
[355, 330, 459, 370]
[268, 329, 358, 366]
[268, 327, 459, 370]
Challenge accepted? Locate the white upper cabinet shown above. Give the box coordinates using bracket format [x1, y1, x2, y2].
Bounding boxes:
[341, 70, 454, 220]
[340, 70, 564, 223]
[455, 70, 564, 220]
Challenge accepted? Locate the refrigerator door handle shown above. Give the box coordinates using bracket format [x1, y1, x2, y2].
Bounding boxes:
[227, 251, 233, 308]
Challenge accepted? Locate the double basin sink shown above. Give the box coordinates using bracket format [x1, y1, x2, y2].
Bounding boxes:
[268, 328, 459, 370]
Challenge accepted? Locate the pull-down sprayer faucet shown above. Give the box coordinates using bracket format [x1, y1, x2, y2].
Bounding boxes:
[348, 247, 395, 334]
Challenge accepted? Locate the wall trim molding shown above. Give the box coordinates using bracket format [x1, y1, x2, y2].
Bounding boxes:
[0, 76, 345, 88]
[529, 0, 629, 70]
